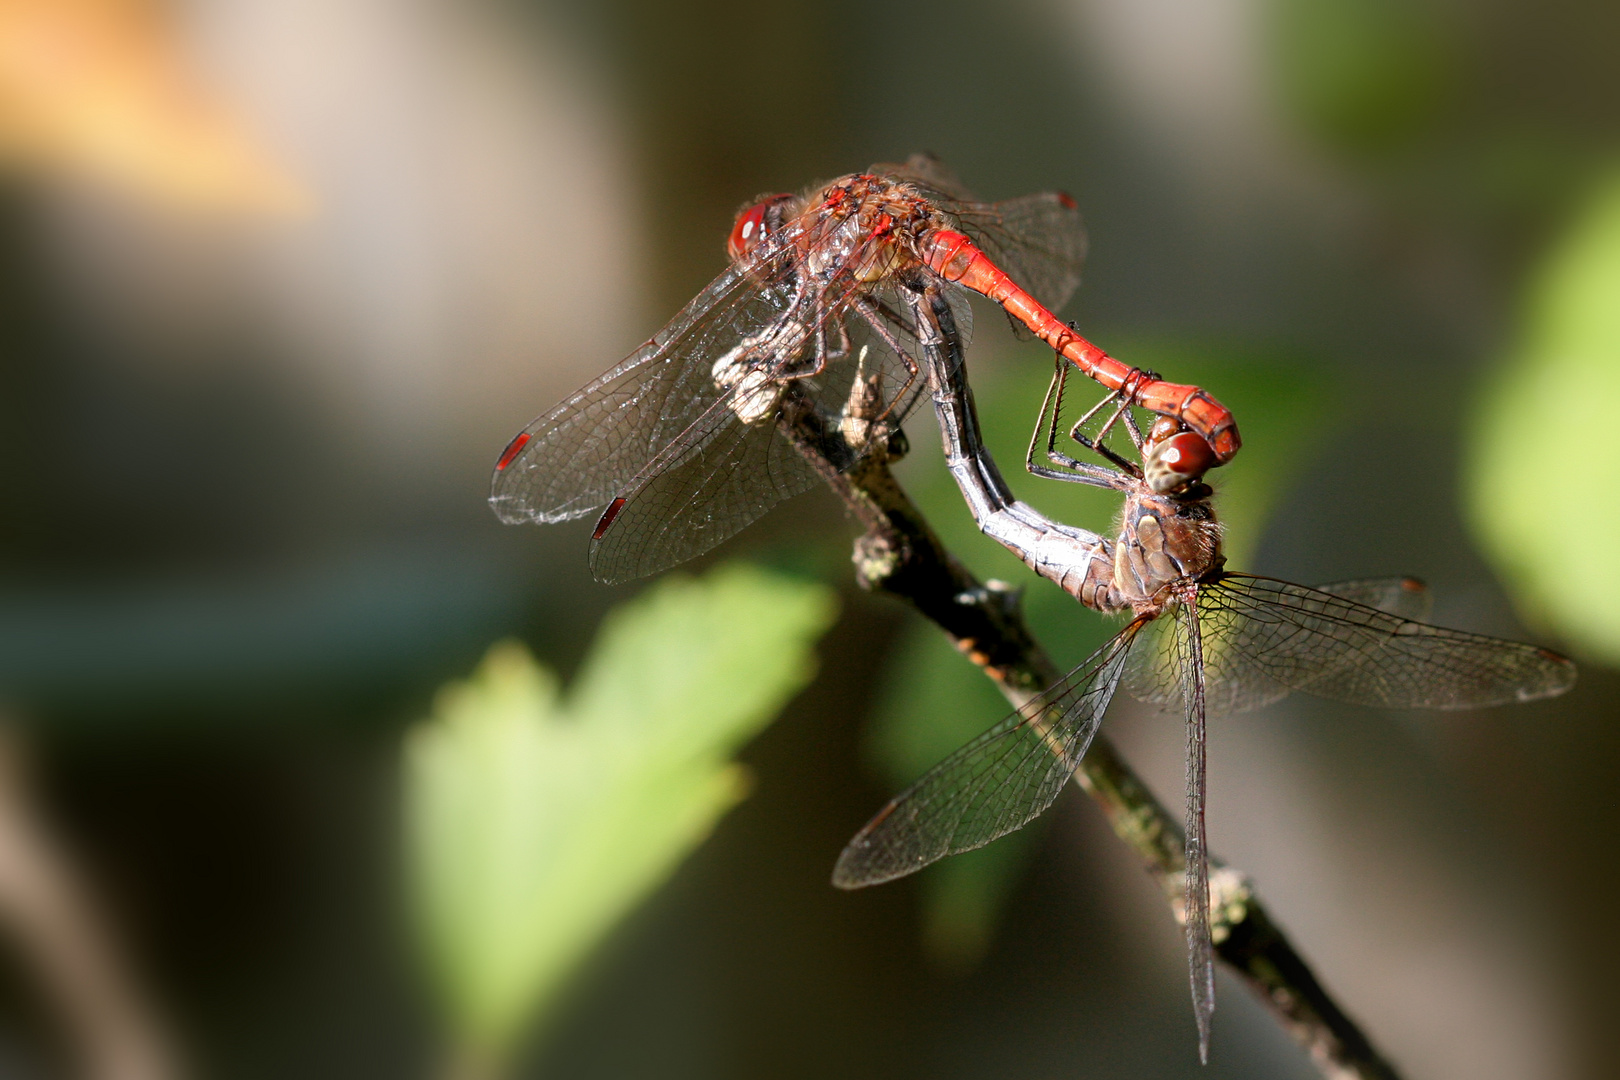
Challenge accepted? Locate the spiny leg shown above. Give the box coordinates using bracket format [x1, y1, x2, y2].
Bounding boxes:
[1026, 355, 1131, 489]
[851, 298, 922, 430]
[1068, 397, 1142, 477]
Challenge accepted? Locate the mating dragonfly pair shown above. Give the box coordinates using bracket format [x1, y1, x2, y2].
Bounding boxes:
[488, 157, 1575, 1059]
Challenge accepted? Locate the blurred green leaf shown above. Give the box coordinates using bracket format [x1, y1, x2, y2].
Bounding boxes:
[405, 564, 838, 1064]
[1467, 170, 1620, 665]
[1267, 0, 1457, 156]
[873, 338, 1330, 966]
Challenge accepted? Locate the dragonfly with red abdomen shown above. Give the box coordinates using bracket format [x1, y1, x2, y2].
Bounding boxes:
[489, 155, 1240, 583]
[831, 281, 1576, 1061]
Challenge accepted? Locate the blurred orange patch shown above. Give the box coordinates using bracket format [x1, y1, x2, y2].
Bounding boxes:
[0, 0, 309, 214]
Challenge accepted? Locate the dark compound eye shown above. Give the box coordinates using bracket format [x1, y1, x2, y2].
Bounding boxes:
[727, 194, 794, 261]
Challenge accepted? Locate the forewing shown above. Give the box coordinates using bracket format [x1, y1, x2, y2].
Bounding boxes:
[832, 621, 1142, 889]
[491, 203, 891, 526]
[1188, 574, 1574, 710]
[1313, 577, 1433, 622]
[587, 296, 941, 584]
[487, 262, 788, 524]
[1125, 604, 1290, 717]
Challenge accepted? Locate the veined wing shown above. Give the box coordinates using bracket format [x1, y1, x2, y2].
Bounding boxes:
[1126, 573, 1574, 714]
[952, 192, 1086, 316]
[874, 153, 979, 203]
[875, 154, 1086, 317]
[489, 206, 859, 525]
[832, 619, 1144, 889]
[587, 281, 960, 584]
[1313, 576, 1433, 622]
[586, 389, 825, 584]
[1127, 576, 1437, 713]
[489, 266, 793, 524]
[1169, 598, 1215, 1062]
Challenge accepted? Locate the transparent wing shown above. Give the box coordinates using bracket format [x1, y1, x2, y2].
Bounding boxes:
[586, 300, 935, 584]
[874, 155, 1087, 315]
[1169, 599, 1214, 1060]
[1125, 574, 1574, 714]
[874, 153, 978, 202]
[832, 619, 1143, 889]
[955, 192, 1088, 316]
[489, 206, 871, 525]
[489, 259, 792, 525]
[1313, 576, 1433, 622]
[494, 193, 958, 582]
[587, 394, 824, 584]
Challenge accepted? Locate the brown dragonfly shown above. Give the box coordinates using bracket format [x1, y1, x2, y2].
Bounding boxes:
[833, 281, 1576, 1060]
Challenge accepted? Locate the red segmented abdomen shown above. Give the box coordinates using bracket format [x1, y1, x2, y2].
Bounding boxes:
[919, 229, 1241, 462]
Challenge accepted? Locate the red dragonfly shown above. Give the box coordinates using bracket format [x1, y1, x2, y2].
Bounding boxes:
[833, 281, 1576, 1060]
[489, 156, 1240, 583]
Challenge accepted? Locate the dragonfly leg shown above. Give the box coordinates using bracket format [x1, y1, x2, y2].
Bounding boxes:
[1025, 355, 1134, 489]
[851, 298, 922, 431]
[1120, 397, 1147, 452]
[804, 320, 832, 379]
[1069, 401, 1142, 477]
[828, 315, 851, 363]
[767, 276, 831, 382]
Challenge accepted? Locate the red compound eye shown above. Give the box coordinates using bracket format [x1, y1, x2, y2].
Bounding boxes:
[727, 194, 793, 260]
[1158, 431, 1216, 477]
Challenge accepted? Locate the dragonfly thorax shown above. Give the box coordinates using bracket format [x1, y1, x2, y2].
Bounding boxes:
[796, 174, 950, 284]
[1108, 487, 1222, 614]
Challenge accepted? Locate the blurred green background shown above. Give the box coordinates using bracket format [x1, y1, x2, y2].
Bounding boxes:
[0, 0, 1615, 1077]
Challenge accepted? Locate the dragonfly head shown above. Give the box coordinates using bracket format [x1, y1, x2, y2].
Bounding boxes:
[727, 194, 797, 261]
[1143, 417, 1216, 495]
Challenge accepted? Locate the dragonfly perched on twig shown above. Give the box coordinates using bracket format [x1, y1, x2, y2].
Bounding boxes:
[832, 281, 1576, 1061]
[489, 156, 1239, 583]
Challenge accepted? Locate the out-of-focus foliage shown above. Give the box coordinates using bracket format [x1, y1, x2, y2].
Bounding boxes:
[404, 564, 836, 1066]
[868, 340, 1331, 967]
[1266, 0, 1458, 156]
[0, 0, 307, 213]
[1467, 170, 1620, 666]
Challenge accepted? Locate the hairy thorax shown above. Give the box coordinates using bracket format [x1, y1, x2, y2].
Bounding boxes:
[1102, 486, 1223, 615]
[787, 174, 952, 285]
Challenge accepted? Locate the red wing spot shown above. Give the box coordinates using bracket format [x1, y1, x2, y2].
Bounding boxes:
[1057, 191, 1077, 210]
[1399, 577, 1427, 593]
[495, 432, 531, 470]
[592, 497, 627, 540]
